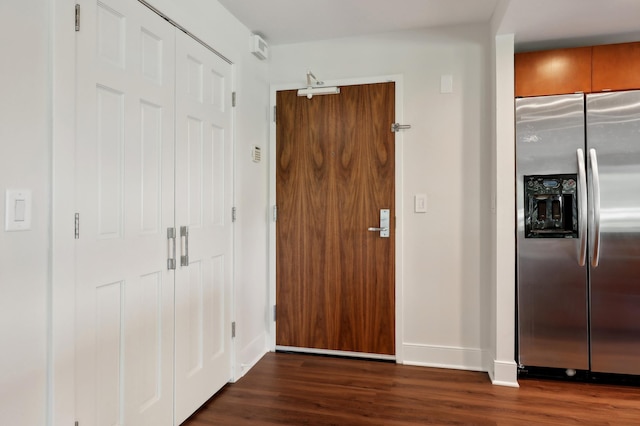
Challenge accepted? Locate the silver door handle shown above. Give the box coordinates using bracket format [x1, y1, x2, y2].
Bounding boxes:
[369, 209, 390, 238]
[180, 225, 189, 266]
[167, 227, 176, 270]
[589, 148, 601, 268]
[577, 149, 587, 266]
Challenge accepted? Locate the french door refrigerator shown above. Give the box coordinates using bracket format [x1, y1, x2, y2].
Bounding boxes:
[516, 90, 640, 376]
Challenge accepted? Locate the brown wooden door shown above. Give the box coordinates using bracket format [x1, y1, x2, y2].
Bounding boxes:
[275, 82, 395, 355]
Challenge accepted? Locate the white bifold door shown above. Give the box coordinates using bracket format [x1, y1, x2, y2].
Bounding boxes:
[74, 0, 233, 425]
[173, 26, 233, 425]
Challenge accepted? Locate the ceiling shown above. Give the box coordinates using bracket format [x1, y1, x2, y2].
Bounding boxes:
[217, 0, 640, 50]
[499, 0, 640, 51]
[218, 0, 499, 45]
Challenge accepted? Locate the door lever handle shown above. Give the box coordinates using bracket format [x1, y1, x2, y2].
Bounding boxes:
[369, 209, 390, 237]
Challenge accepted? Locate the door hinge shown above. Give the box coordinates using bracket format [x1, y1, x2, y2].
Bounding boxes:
[231, 321, 236, 338]
[273, 205, 278, 222]
[391, 123, 411, 132]
[75, 4, 80, 32]
[232, 92, 236, 107]
[273, 305, 277, 322]
[232, 207, 237, 222]
[273, 105, 277, 123]
[167, 227, 176, 270]
[74, 213, 80, 239]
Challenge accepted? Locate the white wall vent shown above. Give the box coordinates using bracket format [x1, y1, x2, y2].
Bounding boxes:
[251, 34, 269, 60]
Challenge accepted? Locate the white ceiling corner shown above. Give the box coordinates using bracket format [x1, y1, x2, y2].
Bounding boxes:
[217, 0, 499, 45]
[217, 0, 640, 50]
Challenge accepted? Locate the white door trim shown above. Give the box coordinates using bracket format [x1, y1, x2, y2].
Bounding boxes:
[268, 74, 405, 363]
[51, 1, 79, 425]
[275, 346, 396, 362]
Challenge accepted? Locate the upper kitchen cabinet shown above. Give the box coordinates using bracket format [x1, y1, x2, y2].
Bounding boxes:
[592, 42, 640, 92]
[515, 47, 592, 97]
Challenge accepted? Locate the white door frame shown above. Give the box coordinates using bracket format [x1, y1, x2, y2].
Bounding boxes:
[51, 0, 79, 425]
[268, 74, 405, 363]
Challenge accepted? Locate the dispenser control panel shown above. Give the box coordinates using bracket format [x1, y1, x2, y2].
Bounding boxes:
[524, 174, 578, 238]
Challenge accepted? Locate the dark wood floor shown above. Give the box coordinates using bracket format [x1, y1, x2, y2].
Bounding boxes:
[182, 352, 640, 425]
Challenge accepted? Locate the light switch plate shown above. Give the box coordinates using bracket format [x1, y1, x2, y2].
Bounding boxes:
[5, 189, 32, 231]
[440, 74, 453, 94]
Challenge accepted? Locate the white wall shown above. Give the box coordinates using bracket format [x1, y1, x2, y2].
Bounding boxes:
[490, 33, 518, 386]
[269, 24, 493, 370]
[0, 1, 50, 425]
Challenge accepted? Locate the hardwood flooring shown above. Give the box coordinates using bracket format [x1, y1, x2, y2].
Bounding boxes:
[182, 352, 640, 425]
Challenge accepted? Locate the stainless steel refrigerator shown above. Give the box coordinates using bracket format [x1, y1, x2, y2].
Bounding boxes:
[516, 90, 640, 376]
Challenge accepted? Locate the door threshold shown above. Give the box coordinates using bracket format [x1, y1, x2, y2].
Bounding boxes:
[275, 345, 396, 362]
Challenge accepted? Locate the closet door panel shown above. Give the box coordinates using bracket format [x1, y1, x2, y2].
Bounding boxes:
[75, 0, 176, 425]
[174, 29, 234, 425]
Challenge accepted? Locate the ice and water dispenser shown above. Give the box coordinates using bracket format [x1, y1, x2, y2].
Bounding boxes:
[524, 174, 578, 238]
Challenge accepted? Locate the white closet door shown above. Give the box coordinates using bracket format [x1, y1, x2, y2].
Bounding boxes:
[75, 0, 176, 424]
[174, 29, 234, 424]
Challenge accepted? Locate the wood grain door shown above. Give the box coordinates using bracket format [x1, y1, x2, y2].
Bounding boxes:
[276, 82, 395, 355]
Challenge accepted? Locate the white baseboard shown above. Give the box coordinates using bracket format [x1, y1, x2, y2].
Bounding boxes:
[234, 332, 268, 381]
[489, 359, 519, 387]
[401, 343, 485, 371]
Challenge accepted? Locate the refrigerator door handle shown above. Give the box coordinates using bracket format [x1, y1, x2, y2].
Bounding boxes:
[577, 148, 588, 266]
[589, 148, 601, 267]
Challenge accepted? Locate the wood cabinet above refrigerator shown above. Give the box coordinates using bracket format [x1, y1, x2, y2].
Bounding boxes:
[515, 42, 640, 97]
[592, 42, 640, 92]
[515, 47, 592, 97]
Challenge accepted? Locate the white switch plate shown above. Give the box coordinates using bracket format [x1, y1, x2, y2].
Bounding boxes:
[414, 194, 427, 213]
[440, 74, 453, 94]
[5, 189, 32, 231]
